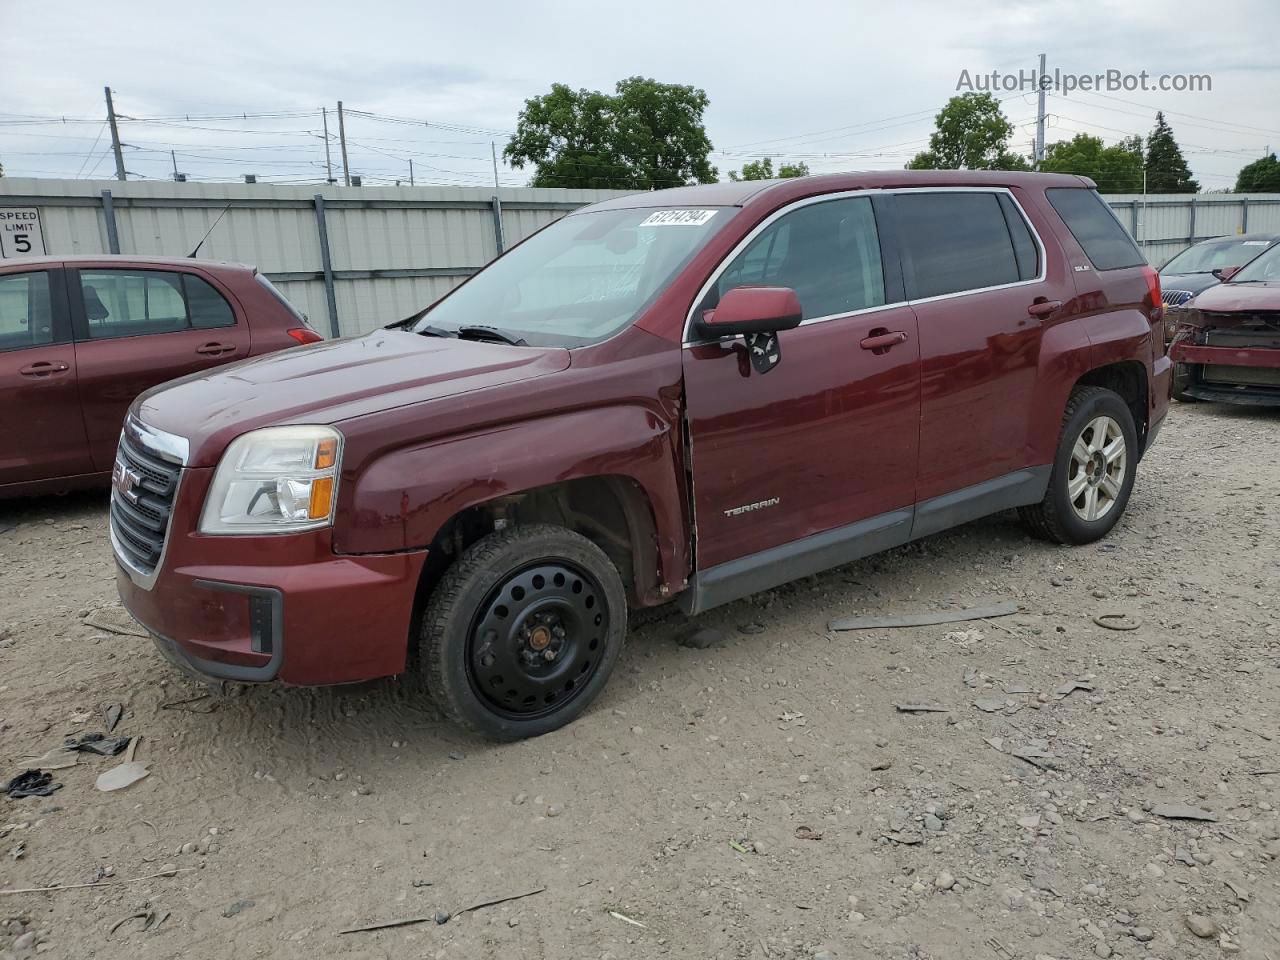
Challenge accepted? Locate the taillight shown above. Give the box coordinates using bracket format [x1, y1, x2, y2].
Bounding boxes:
[1141, 266, 1163, 322]
[287, 327, 323, 345]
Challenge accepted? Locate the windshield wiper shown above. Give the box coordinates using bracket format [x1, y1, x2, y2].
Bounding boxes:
[415, 324, 458, 338]
[456, 325, 528, 346]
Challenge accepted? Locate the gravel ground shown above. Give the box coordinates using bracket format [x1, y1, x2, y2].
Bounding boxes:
[1, 401, 1277, 960]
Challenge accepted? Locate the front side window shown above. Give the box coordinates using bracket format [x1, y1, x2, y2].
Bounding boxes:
[1046, 187, 1146, 271]
[78, 269, 235, 340]
[415, 207, 729, 347]
[0, 271, 55, 352]
[710, 196, 886, 320]
[896, 192, 1024, 299]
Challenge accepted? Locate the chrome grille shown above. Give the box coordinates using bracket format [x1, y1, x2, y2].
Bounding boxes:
[1161, 289, 1194, 307]
[110, 432, 182, 579]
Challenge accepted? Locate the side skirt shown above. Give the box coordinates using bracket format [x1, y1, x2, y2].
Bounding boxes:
[679, 465, 1051, 617]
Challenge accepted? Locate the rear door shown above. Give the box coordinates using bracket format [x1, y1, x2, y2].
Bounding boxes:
[890, 189, 1065, 515]
[69, 265, 249, 470]
[683, 193, 921, 571]
[0, 266, 93, 486]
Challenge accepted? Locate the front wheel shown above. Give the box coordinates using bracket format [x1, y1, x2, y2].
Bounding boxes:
[1172, 362, 1198, 402]
[1019, 386, 1138, 545]
[419, 524, 627, 740]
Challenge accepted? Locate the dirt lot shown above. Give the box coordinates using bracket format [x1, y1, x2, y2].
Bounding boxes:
[1, 401, 1277, 960]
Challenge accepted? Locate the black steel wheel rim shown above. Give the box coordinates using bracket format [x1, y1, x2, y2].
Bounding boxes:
[466, 559, 610, 719]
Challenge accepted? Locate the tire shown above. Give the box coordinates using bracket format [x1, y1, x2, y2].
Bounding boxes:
[1171, 363, 1198, 403]
[419, 524, 627, 740]
[1019, 386, 1138, 545]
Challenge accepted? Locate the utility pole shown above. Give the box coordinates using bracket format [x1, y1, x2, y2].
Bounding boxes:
[170, 150, 178, 180]
[104, 85, 126, 181]
[336, 101, 351, 187]
[491, 141, 500, 190]
[409, 159, 415, 187]
[321, 107, 335, 184]
[1034, 53, 1047, 168]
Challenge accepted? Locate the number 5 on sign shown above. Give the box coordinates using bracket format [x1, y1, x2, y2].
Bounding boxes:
[0, 208, 46, 258]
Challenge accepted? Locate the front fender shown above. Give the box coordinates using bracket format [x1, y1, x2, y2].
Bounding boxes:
[335, 404, 690, 590]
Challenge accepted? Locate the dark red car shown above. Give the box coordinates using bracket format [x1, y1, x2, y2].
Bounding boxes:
[1169, 242, 1280, 405]
[115, 172, 1169, 739]
[0, 255, 321, 497]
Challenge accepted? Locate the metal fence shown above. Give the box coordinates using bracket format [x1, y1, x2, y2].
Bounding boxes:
[0, 178, 632, 337]
[2, 179, 1278, 337]
[1101, 192, 1280, 266]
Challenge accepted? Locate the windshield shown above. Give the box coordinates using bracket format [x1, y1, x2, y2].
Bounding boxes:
[1162, 238, 1272, 275]
[412, 207, 729, 347]
[1231, 243, 1280, 283]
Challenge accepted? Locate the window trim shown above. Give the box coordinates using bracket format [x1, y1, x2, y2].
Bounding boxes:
[67, 266, 240, 342]
[682, 186, 1047, 345]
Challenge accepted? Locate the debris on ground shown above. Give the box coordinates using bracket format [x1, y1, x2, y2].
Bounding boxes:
[676, 626, 725, 649]
[1151, 803, 1219, 822]
[1092, 612, 1141, 631]
[81, 607, 148, 637]
[894, 702, 949, 713]
[4, 770, 61, 799]
[101, 702, 124, 732]
[65, 732, 131, 756]
[337, 887, 546, 934]
[1054, 679, 1094, 698]
[830, 601, 1018, 631]
[96, 736, 150, 792]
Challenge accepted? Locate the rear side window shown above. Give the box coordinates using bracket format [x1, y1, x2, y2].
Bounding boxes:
[78, 269, 235, 340]
[712, 196, 886, 320]
[1046, 188, 1145, 270]
[0, 271, 55, 352]
[895, 192, 1022, 299]
[998, 194, 1040, 281]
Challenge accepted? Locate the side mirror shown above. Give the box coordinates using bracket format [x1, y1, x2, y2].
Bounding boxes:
[700, 286, 803, 338]
[1212, 265, 1241, 282]
[699, 286, 803, 375]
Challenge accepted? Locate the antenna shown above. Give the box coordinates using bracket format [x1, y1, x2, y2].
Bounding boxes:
[188, 203, 232, 258]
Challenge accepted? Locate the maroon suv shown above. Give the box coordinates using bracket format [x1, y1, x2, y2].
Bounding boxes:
[114, 172, 1169, 739]
[0, 255, 321, 498]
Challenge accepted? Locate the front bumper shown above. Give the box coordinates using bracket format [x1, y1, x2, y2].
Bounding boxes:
[116, 465, 428, 685]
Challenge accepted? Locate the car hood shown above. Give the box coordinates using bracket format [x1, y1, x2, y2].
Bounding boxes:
[1190, 281, 1280, 314]
[135, 330, 570, 467]
[1159, 272, 1220, 296]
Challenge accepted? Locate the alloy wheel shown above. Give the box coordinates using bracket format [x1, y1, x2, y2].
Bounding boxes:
[1067, 415, 1127, 522]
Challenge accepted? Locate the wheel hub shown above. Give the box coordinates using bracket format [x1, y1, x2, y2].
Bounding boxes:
[468, 560, 608, 718]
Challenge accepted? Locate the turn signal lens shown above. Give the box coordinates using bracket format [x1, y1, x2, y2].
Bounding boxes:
[314, 438, 337, 470]
[308, 475, 334, 520]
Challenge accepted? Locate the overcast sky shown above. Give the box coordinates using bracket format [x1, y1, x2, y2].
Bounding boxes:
[4, 0, 1278, 190]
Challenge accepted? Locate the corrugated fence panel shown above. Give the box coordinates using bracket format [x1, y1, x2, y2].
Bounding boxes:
[5, 180, 1279, 333]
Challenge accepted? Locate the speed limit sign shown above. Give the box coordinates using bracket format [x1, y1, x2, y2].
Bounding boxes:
[0, 208, 46, 258]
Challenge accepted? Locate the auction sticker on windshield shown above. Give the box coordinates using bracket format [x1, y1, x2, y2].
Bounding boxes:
[640, 209, 718, 227]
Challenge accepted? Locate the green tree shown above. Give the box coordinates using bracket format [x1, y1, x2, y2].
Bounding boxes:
[906, 94, 1031, 171]
[726, 158, 809, 181]
[1041, 133, 1145, 193]
[1145, 112, 1198, 193]
[504, 77, 717, 189]
[1235, 153, 1280, 192]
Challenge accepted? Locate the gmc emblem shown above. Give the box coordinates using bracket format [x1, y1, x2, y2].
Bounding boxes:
[111, 460, 143, 505]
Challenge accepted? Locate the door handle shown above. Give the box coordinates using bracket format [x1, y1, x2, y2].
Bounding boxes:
[195, 342, 234, 355]
[18, 361, 70, 377]
[1027, 299, 1062, 318]
[859, 330, 909, 352]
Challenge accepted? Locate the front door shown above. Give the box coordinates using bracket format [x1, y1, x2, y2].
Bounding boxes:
[683, 194, 921, 576]
[68, 266, 250, 470]
[0, 267, 93, 486]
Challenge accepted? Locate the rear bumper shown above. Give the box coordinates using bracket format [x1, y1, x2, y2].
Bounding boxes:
[115, 467, 428, 685]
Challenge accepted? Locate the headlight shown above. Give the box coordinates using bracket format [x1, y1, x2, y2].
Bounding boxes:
[199, 425, 342, 535]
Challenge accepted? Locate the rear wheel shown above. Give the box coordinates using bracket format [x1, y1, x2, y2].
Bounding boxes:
[419, 524, 627, 740]
[1020, 386, 1138, 545]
